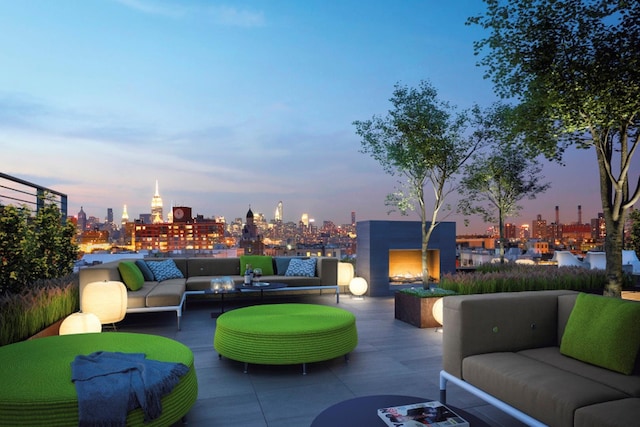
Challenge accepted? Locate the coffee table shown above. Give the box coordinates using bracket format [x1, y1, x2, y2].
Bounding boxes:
[237, 282, 287, 300]
[310, 395, 489, 426]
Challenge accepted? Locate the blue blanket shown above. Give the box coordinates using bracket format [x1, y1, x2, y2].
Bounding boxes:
[71, 351, 189, 427]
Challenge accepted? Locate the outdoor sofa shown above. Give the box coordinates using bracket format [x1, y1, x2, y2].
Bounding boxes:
[78, 256, 339, 329]
[439, 289, 640, 427]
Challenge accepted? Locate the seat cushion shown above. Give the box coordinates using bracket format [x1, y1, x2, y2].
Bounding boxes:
[519, 347, 640, 397]
[462, 352, 628, 427]
[574, 398, 640, 427]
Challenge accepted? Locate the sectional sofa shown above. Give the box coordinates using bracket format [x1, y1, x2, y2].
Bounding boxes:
[439, 290, 640, 427]
[78, 256, 339, 329]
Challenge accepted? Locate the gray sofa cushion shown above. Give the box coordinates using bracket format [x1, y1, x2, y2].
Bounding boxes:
[126, 282, 158, 309]
[187, 258, 239, 276]
[146, 279, 186, 307]
[463, 352, 629, 427]
[574, 398, 640, 427]
[519, 347, 640, 397]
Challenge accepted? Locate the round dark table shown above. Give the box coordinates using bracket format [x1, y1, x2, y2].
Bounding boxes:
[310, 395, 489, 427]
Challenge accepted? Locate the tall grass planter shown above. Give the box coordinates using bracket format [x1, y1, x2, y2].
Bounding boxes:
[439, 264, 609, 295]
[0, 274, 79, 346]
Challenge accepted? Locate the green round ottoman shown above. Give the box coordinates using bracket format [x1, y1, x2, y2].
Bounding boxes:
[0, 332, 198, 426]
[214, 303, 358, 374]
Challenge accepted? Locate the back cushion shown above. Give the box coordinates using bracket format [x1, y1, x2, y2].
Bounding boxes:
[187, 258, 240, 276]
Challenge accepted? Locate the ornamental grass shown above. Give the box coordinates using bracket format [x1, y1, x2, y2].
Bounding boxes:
[439, 264, 610, 295]
[0, 274, 79, 346]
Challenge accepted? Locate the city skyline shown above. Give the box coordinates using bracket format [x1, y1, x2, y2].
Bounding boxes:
[71, 177, 605, 234]
[0, 1, 610, 233]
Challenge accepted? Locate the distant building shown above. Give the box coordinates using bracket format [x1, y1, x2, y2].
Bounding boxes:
[151, 180, 163, 224]
[133, 206, 223, 252]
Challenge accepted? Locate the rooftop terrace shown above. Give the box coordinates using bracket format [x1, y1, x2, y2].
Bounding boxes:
[115, 293, 527, 426]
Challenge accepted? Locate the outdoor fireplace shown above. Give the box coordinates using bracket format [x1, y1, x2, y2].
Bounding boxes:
[388, 249, 440, 285]
[356, 221, 456, 296]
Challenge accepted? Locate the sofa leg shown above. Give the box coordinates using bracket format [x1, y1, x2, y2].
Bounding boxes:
[439, 370, 447, 404]
[244, 362, 249, 374]
[302, 363, 307, 375]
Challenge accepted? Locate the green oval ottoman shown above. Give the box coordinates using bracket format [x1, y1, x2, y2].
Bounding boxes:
[214, 303, 358, 374]
[0, 332, 198, 426]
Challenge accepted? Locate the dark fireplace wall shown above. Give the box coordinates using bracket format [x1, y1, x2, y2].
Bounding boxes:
[356, 220, 456, 297]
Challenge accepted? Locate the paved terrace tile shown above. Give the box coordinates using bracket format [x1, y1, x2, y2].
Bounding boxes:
[115, 294, 527, 427]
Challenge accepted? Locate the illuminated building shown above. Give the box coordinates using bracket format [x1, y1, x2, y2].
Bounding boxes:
[133, 206, 224, 252]
[151, 180, 164, 224]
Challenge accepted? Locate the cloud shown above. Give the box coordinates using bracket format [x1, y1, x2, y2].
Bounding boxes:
[206, 5, 265, 27]
[113, 0, 266, 27]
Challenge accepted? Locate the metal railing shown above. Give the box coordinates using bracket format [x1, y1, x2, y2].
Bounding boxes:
[0, 172, 68, 218]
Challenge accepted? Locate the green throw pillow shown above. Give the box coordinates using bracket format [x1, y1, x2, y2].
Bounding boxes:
[239, 255, 274, 276]
[118, 261, 144, 291]
[560, 292, 640, 375]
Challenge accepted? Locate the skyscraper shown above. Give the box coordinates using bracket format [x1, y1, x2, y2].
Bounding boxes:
[122, 204, 129, 225]
[151, 180, 163, 224]
[275, 201, 283, 222]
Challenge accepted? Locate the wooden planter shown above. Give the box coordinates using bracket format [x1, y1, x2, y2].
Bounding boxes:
[394, 292, 441, 328]
[27, 318, 64, 340]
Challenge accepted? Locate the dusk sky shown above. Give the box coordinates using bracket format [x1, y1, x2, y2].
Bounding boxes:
[1, 0, 605, 233]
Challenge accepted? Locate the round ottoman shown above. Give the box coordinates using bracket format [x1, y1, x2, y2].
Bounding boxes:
[214, 303, 358, 374]
[0, 332, 198, 426]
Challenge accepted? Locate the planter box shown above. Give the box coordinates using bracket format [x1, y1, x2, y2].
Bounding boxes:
[27, 318, 64, 340]
[394, 292, 441, 328]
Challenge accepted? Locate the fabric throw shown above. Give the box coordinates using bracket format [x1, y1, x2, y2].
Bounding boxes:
[285, 258, 317, 277]
[71, 351, 189, 426]
[145, 259, 184, 281]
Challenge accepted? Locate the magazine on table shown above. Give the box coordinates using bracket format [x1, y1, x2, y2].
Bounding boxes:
[377, 400, 469, 427]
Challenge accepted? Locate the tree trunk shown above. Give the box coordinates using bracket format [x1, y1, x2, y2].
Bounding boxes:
[603, 214, 624, 297]
[498, 209, 505, 264]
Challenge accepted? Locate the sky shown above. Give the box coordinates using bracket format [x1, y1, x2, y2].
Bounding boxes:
[0, 0, 605, 233]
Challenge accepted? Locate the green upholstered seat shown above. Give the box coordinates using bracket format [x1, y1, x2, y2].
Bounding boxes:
[214, 303, 358, 366]
[0, 332, 197, 426]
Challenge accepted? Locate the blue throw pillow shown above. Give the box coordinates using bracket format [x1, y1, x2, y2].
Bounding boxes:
[135, 259, 155, 281]
[285, 258, 316, 277]
[145, 259, 184, 281]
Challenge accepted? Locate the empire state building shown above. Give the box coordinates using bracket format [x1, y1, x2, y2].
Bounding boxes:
[151, 180, 164, 224]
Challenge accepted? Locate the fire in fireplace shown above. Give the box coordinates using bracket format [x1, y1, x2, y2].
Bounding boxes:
[388, 249, 440, 285]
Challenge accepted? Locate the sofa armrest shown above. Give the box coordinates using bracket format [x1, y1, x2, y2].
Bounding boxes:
[315, 257, 338, 286]
[442, 290, 577, 378]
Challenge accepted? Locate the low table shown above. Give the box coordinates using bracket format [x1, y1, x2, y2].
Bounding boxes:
[311, 395, 489, 427]
[214, 303, 358, 374]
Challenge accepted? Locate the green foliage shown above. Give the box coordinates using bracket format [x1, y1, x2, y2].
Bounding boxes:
[353, 80, 481, 284]
[0, 197, 78, 294]
[397, 287, 457, 298]
[468, 0, 640, 293]
[0, 274, 79, 346]
[626, 210, 640, 254]
[458, 104, 550, 225]
[439, 264, 609, 295]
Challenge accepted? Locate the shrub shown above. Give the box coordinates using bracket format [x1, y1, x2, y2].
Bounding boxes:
[439, 264, 609, 295]
[0, 274, 79, 346]
[0, 197, 78, 294]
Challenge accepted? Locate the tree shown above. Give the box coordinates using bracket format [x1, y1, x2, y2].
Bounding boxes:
[0, 196, 78, 294]
[458, 105, 550, 263]
[353, 80, 480, 286]
[468, 0, 640, 296]
[625, 209, 640, 255]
